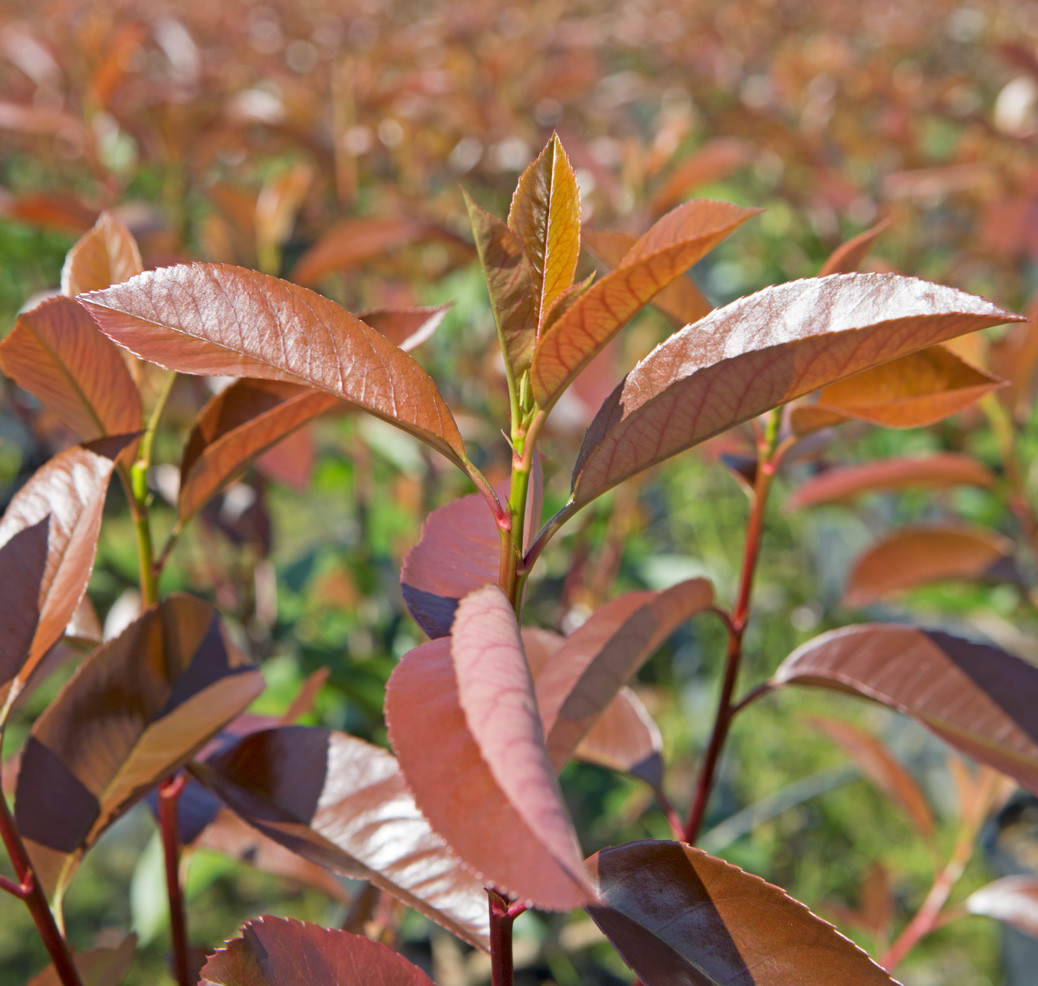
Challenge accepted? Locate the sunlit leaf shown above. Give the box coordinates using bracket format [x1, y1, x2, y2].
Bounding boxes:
[78, 264, 468, 467]
[357, 304, 450, 351]
[966, 876, 1038, 938]
[199, 917, 435, 986]
[14, 594, 263, 898]
[570, 274, 1021, 509]
[192, 725, 490, 950]
[648, 138, 751, 215]
[587, 840, 899, 985]
[60, 210, 143, 296]
[818, 217, 891, 276]
[771, 624, 1038, 797]
[531, 200, 759, 407]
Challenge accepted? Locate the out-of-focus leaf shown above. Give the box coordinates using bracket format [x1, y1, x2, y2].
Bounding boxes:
[255, 164, 312, 271]
[199, 917, 436, 986]
[966, 876, 1038, 938]
[771, 624, 1038, 797]
[818, 218, 891, 276]
[649, 138, 752, 215]
[531, 200, 759, 407]
[27, 934, 137, 986]
[570, 275, 1021, 509]
[192, 726, 490, 950]
[988, 299, 1038, 422]
[587, 840, 899, 985]
[14, 594, 263, 898]
[809, 716, 934, 839]
[537, 579, 713, 770]
[0, 436, 133, 721]
[60, 210, 143, 296]
[0, 296, 141, 442]
[357, 304, 450, 351]
[844, 526, 1019, 607]
[78, 264, 468, 468]
[386, 600, 593, 911]
[786, 454, 997, 511]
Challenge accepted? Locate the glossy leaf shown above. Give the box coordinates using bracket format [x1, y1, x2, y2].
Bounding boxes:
[844, 526, 1018, 607]
[965, 876, 1038, 937]
[818, 217, 891, 276]
[60, 210, 143, 296]
[531, 200, 759, 407]
[771, 624, 1038, 797]
[192, 725, 490, 950]
[357, 305, 450, 351]
[0, 296, 142, 441]
[199, 917, 435, 986]
[570, 274, 1021, 509]
[14, 594, 263, 897]
[78, 264, 468, 468]
[587, 840, 898, 985]
[0, 436, 133, 721]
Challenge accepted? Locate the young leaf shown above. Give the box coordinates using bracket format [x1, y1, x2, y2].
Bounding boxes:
[27, 934, 137, 986]
[356, 304, 450, 351]
[530, 200, 760, 407]
[570, 274, 1022, 509]
[192, 725, 490, 950]
[965, 876, 1038, 938]
[586, 841, 900, 985]
[199, 917, 436, 986]
[818, 217, 891, 276]
[60, 210, 143, 296]
[14, 594, 264, 898]
[0, 296, 142, 441]
[77, 264, 468, 468]
[771, 624, 1038, 797]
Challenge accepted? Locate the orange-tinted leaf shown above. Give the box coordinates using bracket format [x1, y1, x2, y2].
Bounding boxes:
[15, 595, 263, 897]
[966, 876, 1038, 937]
[818, 218, 892, 276]
[570, 275, 1021, 509]
[78, 264, 467, 468]
[27, 934, 136, 986]
[648, 138, 752, 215]
[255, 164, 312, 271]
[0, 296, 142, 442]
[787, 454, 996, 511]
[587, 841, 898, 985]
[508, 133, 581, 333]
[357, 305, 450, 351]
[60, 211, 143, 296]
[193, 726, 490, 950]
[988, 302, 1038, 423]
[845, 526, 1018, 607]
[531, 200, 759, 407]
[199, 917, 435, 986]
[771, 624, 1038, 797]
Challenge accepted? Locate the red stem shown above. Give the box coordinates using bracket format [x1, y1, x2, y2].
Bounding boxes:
[488, 890, 516, 986]
[158, 773, 191, 986]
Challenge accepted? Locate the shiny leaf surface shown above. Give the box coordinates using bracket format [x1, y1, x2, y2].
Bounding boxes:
[60, 210, 143, 296]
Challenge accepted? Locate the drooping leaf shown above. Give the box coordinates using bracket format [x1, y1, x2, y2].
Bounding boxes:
[77, 264, 468, 468]
[844, 526, 1019, 607]
[531, 200, 760, 407]
[586, 840, 899, 985]
[0, 296, 142, 442]
[0, 436, 134, 721]
[818, 217, 891, 276]
[771, 624, 1038, 797]
[14, 594, 263, 897]
[570, 274, 1022, 509]
[357, 304, 450, 351]
[786, 454, 997, 511]
[60, 210, 143, 296]
[27, 934, 137, 986]
[192, 725, 490, 950]
[200, 917, 436, 986]
[386, 599, 593, 911]
[507, 133, 581, 333]
[965, 876, 1038, 938]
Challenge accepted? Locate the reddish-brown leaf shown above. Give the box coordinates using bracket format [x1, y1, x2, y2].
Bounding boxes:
[648, 138, 752, 215]
[78, 264, 467, 468]
[27, 934, 137, 986]
[357, 305, 450, 351]
[570, 275, 1022, 509]
[818, 218, 892, 276]
[531, 200, 759, 407]
[14, 594, 263, 897]
[844, 526, 1018, 607]
[0, 296, 141, 442]
[192, 726, 490, 950]
[786, 454, 997, 511]
[255, 164, 312, 271]
[587, 841, 899, 985]
[771, 624, 1038, 797]
[60, 211, 143, 296]
[199, 917, 435, 986]
[966, 876, 1038, 937]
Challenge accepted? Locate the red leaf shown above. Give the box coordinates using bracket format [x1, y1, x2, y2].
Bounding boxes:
[27, 934, 137, 986]
[60, 210, 143, 296]
[818, 218, 892, 276]
[357, 305, 450, 351]
[966, 876, 1038, 937]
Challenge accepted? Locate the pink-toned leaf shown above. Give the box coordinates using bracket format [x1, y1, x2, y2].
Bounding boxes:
[530, 200, 759, 407]
[587, 840, 899, 985]
[786, 454, 997, 511]
[199, 917, 435, 986]
[14, 594, 263, 897]
[192, 725, 490, 950]
[60, 210, 143, 296]
[77, 264, 467, 468]
[844, 526, 1019, 607]
[966, 876, 1038, 937]
[0, 296, 142, 442]
[27, 934, 136, 986]
[818, 218, 892, 276]
[771, 624, 1038, 797]
[537, 579, 714, 770]
[570, 274, 1022, 509]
